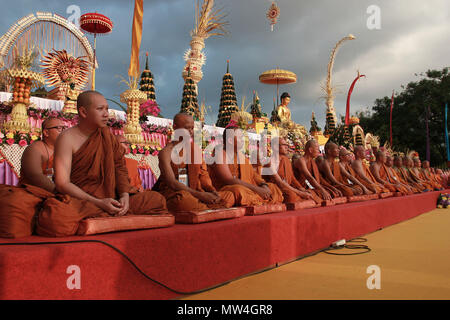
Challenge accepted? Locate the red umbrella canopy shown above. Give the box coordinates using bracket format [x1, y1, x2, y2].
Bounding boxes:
[80, 13, 113, 35]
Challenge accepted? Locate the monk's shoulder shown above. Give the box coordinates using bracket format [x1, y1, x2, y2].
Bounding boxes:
[21, 140, 46, 163]
[24, 140, 46, 155]
[159, 141, 174, 158]
[57, 127, 77, 143]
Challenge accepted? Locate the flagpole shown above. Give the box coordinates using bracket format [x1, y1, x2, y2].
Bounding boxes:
[445, 103, 450, 165]
[389, 90, 394, 146]
[425, 105, 430, 162]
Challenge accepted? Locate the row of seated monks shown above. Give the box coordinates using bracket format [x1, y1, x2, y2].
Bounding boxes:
[0, 90, 446, 238]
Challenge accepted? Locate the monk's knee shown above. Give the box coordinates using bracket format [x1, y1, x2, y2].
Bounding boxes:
[218, 190, 235, 208]
[129, 190, 169, 215]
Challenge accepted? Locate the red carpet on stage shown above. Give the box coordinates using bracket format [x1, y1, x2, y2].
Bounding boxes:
[0, 190, 444, 300]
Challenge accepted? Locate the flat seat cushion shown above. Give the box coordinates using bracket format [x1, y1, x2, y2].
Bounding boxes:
[332, 197, 348, 205]
[245, 203, 286, 216]
[76, 214, 175, 235]
[286, 200, 319, 210]
[379, 192, 394, 199]
[347, 194, 377, 203]
[174, 207, 246, 224]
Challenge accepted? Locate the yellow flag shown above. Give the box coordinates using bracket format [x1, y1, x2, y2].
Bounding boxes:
[128, 0, 144, 78]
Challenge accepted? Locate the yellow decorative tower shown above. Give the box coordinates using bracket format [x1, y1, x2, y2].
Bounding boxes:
[4, 47, 44, 132]
[120, 88, 147, 145]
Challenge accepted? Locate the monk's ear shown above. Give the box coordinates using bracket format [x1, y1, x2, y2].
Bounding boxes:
[78, 105, 89, 119]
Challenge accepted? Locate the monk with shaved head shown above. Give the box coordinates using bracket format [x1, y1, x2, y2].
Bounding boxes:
[20, 117, 66, 192]
[417, 159, 442, 190]
[384, 155, 414, 194]
[262, 137, 316, 203]
[0, 117, 66, 238]
[292, 139, 339, 201]
[421, 161, 444, 190]
[338, 148, 373, 195]
[316, 142, 367, 197]
[370, 151, 411, 195]
[36, 90, 169, 236]
[394, 156, 425, 192]
[155, 113, 235, 212]
[208, 124, 283, 206]
[351, 145, 389, 194]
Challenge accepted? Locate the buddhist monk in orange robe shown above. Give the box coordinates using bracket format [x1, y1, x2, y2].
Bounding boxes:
[155, 113, 235, 212]
[351, 146, 389, 194]
[39, 90, 168, 236]
[208, 126, 283, 206]
[405, 158, 431, 191]
[292, 139, 341, 201]
[316, 142, 366, 197]
[420, 160, 443, 190]
[411, 158, 434, 190]
[370, 151, 410, 195]
[393, 157, 423, 193]
[434, 168, 447, 189]
[384, 156, 414, 194]
[19, 117, 66, 192]
[116, 135, 144, 192]
[337, 148, 373, 195]
[262, 137, 315, 203]
[0, 117, 66, 238]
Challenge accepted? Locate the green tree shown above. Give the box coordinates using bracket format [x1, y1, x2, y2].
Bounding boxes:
[358, 68, 450, 166]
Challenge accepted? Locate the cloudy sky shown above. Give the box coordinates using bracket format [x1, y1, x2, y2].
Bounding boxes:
[2, 0, 450, 129]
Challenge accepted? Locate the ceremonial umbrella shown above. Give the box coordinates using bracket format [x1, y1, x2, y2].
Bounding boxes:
[259, 68, 297, 105]
[79, 13, 113, 90]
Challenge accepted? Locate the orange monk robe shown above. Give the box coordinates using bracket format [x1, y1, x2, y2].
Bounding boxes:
[209, 152, 284, 206]
[394, 167, 424, 192]
[355, 161, 389, 194]
[1, 155, 55, 237]
[419, 169, 442, 190]
[155, 143, 235, 212]
[408, 168, 433, 190]
[433, 172, 446, 188]
[36, 127, 168, 237]
[0, 183, 54, 238]
[264, 155, 319, 203]
[125, 157, 144, 192]
[322, 160, 363, 197]
[379, 164, 411, 195]
[293, 157, 341, 199]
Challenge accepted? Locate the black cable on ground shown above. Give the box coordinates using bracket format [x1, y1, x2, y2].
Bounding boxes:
[0, 236, 372, 296]
[0, 239, 231, 296]
[322, 237, 371, 255]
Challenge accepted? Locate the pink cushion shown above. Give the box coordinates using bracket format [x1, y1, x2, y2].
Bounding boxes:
[347, 194, 375, 203]
[76, 214, 175, 235]
[245, 203, 286, 216]
[332, 197, 348, 205]
[174, 207, 246, 224]
[286, 200, 319, 210]
[379, 192, 394, 199]
[321, 200, 335, 207]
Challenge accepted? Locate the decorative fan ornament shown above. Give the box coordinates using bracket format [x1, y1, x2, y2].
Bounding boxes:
[41, 49, 89, 89]
[266, 2, 280, 31]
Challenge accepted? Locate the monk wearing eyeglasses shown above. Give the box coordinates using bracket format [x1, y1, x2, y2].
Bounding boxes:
[19, 117, 67, 192]
[0, 117, 66, 238]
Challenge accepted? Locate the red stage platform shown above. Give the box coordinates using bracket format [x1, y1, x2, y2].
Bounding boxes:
[0, 190, 444, 300]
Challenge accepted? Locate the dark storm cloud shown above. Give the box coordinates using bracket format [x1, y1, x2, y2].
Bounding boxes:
[2, 0, 450, 129]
